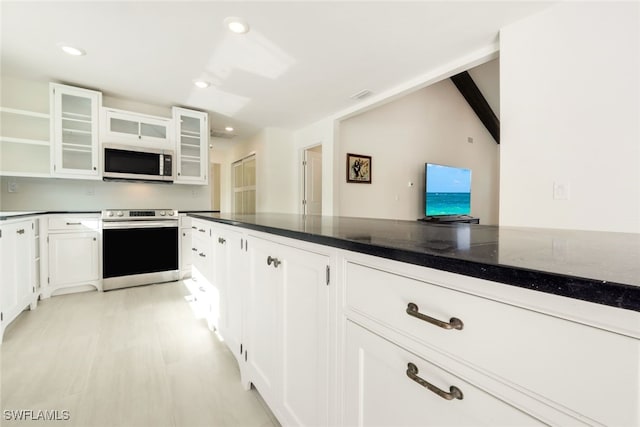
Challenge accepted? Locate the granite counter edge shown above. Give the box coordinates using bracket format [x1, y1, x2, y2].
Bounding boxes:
[188, 213, 639, 312]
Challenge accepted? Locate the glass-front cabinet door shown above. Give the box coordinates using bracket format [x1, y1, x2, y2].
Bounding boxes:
[50, 84, 101, 179]
[102, 109, 171, 149]
[173, 107, 208, 184]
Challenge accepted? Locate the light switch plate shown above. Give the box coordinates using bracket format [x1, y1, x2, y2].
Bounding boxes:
[553, 182, 570, 200]
[8, 181, 18, 193]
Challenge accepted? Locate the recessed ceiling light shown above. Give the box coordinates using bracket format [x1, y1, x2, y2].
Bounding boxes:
[225, 126, 234, 132]
[224, 17, 250, 34]
[193, 80, 211, 89]
[58, 43, 86, 56]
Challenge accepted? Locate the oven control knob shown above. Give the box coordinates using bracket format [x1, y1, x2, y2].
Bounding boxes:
[160, 211, 166, 216]
[168, 211, 174, 216]
[116, 211, 124, 217]
[107, 212, 114, 217]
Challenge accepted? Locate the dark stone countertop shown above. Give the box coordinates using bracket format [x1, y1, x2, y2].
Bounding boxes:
[188, 213, 640, 312]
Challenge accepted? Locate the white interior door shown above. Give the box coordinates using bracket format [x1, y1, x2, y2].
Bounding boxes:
[304, 147, 322, 215]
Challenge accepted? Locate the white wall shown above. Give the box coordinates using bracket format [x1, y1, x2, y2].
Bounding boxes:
[0, 176, 210, 211]
[0, 76, 211, 211]
[292, 45, 500, 219]
[221, 127, 297, 214]
[293, 117, 336, 215]
[337, 78, 500, 223]
[500, 1, 640, 233]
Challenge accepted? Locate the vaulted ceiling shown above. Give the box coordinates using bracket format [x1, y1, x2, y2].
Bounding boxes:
[1, 1, 553, 139]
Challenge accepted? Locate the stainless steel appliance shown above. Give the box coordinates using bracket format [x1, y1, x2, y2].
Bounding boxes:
[102, 209, 179, 290]
[103, 144, 174, 183]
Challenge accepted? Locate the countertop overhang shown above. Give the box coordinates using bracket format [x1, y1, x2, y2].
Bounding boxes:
[188, 213, 640, 312]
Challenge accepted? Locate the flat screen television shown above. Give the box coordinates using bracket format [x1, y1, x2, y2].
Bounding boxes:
[425, 163, 472, 217]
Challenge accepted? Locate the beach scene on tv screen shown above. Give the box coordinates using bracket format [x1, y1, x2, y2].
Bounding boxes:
[426, 164, 471, 216]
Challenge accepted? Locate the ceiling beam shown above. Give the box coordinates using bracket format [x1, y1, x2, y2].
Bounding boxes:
[450, 71, 500, 144]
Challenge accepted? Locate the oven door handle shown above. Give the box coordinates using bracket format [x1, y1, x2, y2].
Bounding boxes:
[103, 221, 178, 229]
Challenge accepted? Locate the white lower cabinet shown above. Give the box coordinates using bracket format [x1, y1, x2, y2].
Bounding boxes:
[196, 219, 638, 427]
[0, 219, 36, 343]
[341, 253, 640, 427]
[245, 235, 332, 427]
[179, 214, 192, 279]
[344, 320, 543, 427]
[46, 215, 101, 296]
[190, 220, 217, 330]
[48, 233, 99, 290]
[204, 220, 333, 427]
[214, 225, 246, 364]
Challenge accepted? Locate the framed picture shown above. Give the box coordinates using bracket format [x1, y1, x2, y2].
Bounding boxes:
[346, 153, 372, 183]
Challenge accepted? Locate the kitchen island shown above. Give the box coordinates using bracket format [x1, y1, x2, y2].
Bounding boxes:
[188, 212, 640, 312]
[187, 212, 639, 427]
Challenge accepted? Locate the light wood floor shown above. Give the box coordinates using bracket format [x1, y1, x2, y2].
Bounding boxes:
[1, 281, 280, 427]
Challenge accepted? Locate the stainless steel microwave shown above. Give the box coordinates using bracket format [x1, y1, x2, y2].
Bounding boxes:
[103, 144, 174, 183]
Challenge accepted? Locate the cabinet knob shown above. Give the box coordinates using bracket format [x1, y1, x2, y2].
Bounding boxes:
[93, 166, 97, 170]
[267, 256, 281, 268]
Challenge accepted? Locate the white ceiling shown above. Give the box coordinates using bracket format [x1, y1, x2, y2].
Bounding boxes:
[1, 1, 553, 140]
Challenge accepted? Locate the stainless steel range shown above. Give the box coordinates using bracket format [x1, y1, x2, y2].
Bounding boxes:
[102, 209, 179, 290]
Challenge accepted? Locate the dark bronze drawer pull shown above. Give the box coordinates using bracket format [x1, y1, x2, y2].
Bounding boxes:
[406, 302, 463, 330]
[199, 252, 206, 258]
[218, 237, 226, 244]
[406, 362, 463, 400]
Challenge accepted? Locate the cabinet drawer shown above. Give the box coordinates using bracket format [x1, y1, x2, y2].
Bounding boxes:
[48, 217, 99, 232]
[191, 221, 212, 283]
[345, 262, 640, 426]
[344, 320, 543, 426]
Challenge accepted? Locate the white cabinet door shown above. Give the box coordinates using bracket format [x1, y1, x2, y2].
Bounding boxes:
[102, 108, 172, 149]
[246, 237, 282, 405]
[174, 107, 208, 184]
[48, 232, 99, 288]
[246, 235, 331, 426]
[215, 227, 246, 363]
[278, 243, 330, 427]
[50, 84, 101, 179]
[343, 320, 543, 427]
[1, 220, 34, 340]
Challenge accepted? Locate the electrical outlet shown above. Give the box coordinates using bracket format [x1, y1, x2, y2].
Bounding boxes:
[8, 181, 18, 193]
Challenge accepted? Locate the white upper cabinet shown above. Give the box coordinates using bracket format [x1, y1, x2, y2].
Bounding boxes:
[101, 108, 173, 150]
[50, 83, 101, 179]
[173, 107, 208, 185]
